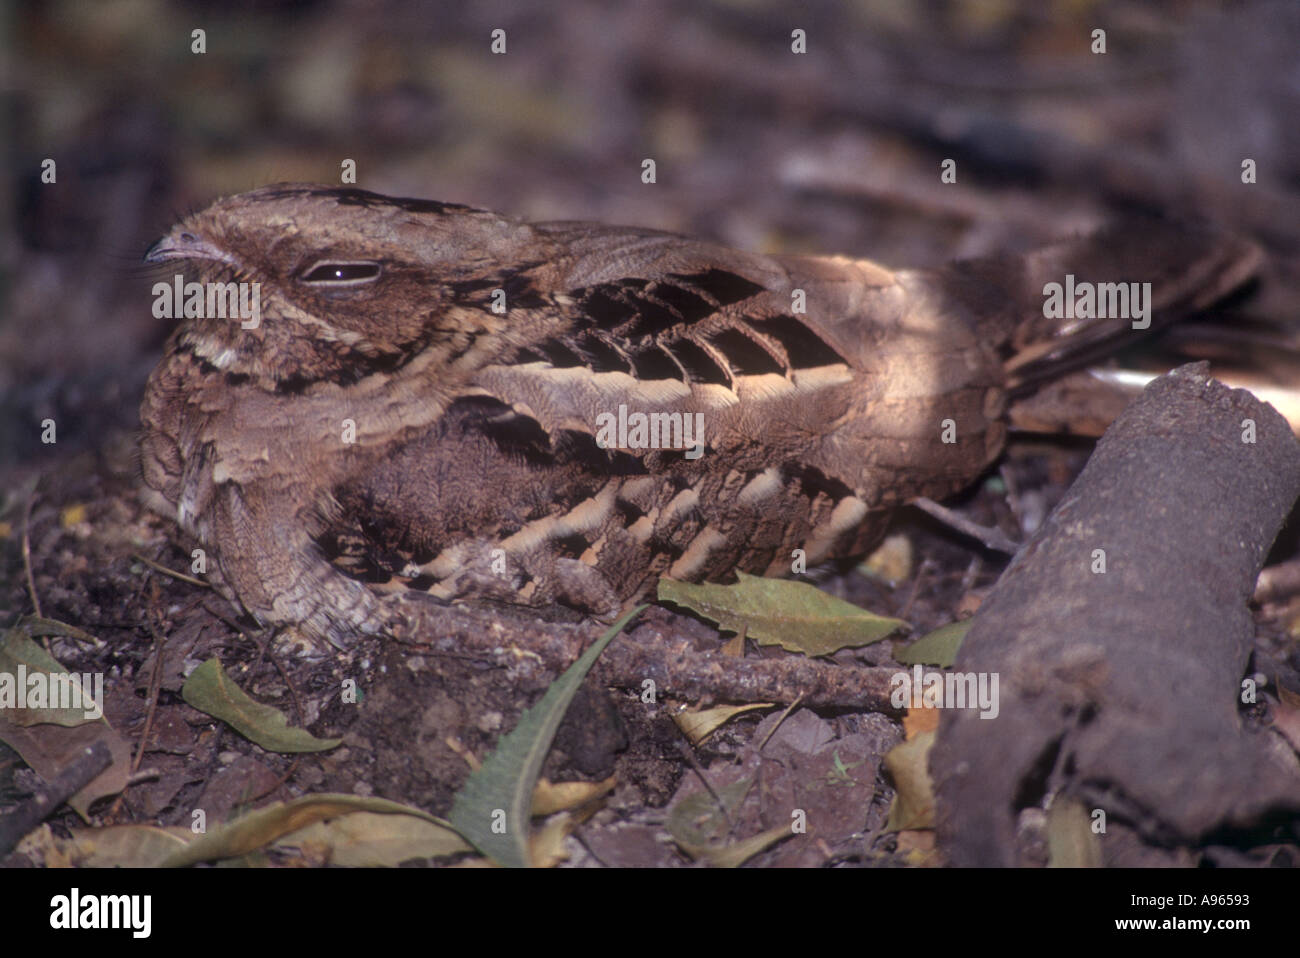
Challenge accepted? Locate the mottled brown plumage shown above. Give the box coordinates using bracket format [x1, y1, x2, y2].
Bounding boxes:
[140, 184, 1258, 646]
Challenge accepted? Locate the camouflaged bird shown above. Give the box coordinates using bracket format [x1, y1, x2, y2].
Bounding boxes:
[139, 184, 1258, 646]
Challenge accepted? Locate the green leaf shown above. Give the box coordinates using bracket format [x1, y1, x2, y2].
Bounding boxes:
[160, 794, 464, 867]
[658, 572, 906, 656]
[1046, 797, 1101, 868]
[0, 626, 101, 727]
[449, 605, 645, 868]
[181, 658, 341, 753]
[705, 824, 793, 868]
[665, 777, 791, 866]
[49, 826, 193, 868]
[16, 615, 102, 647]
[894, 619, 972, 668]
[276, 811, 472, 867]
[0, 623, 131, 819]
[666, 778, 752, 852]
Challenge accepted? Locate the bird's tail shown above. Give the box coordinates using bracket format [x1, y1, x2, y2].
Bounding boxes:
[937, 217, 1262, 395]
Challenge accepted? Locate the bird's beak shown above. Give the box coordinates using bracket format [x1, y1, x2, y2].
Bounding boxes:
[144, 229, 230, 265]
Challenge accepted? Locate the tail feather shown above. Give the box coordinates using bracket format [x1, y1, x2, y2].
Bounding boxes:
[933, 217, 1262, 394]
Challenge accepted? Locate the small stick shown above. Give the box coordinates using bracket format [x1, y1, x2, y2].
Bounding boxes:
[0, 742, 113, 858]
[21, 488, 42, 620]
[132, 552, 209, 589]
[911, 497, 1021, 555]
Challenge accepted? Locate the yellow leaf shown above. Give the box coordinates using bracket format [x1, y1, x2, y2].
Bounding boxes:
[884, 730, 935, 831]
[60, 504, 87, 527]
[531, 776, 616, 817]
[673, 703, 775, 745]
[902, 705, 940, 738]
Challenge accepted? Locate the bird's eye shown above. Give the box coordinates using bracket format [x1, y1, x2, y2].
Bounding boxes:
[299, 261, 383, 284]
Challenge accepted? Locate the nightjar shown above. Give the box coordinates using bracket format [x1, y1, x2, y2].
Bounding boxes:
[140, 184, 1258, 646]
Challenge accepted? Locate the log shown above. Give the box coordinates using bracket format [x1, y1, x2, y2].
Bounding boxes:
[930, 363, 1300, 866]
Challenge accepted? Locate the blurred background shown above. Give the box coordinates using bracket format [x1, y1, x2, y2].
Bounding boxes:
[7, 0, 1300, 463]
[4, 0, 1300, 504]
